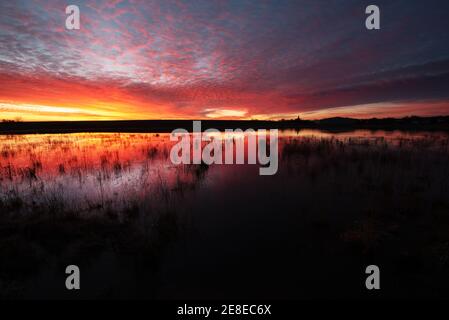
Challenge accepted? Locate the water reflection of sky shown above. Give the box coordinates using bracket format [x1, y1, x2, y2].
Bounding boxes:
[1, 130, 448, 215]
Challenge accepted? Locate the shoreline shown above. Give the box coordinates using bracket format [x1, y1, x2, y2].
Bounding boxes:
[1, 117, 449, 134]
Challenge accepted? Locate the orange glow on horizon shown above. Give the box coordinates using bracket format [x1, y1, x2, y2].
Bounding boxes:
[2, 72, 449, 122]
[2, 100, 449, 122]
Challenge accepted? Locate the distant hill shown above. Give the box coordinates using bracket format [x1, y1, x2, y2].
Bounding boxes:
[279, 115, 449, 130]
[1, 116, 449, 134]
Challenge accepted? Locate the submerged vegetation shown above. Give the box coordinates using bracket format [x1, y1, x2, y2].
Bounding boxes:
[0, 133, 206, 298]
[1, 130, 449, 298]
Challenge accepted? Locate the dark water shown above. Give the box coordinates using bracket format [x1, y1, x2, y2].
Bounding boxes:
[1, 130, 449, 299]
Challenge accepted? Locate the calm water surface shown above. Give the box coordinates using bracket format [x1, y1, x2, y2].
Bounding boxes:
[1, 129, 449, 299]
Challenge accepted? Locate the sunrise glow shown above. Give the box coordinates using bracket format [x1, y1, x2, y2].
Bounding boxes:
[1, 1, 449, 121]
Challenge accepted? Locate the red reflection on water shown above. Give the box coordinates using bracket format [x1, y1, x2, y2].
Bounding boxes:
[1, 130, 448, 215]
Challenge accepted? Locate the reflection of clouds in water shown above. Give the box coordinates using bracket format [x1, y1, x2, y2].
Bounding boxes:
[1, 130, 449, 216]
[0, 133, 208, 215]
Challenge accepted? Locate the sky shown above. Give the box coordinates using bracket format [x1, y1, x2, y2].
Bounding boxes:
[1, 0, 449, 121]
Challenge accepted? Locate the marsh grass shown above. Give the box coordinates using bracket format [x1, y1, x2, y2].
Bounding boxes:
[281, 133, 449, 291]
[0, 133, 207, 297]
[1, 131, 449, 297]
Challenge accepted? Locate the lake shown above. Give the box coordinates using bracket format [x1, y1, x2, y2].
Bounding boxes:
[1, 129, 449, 298]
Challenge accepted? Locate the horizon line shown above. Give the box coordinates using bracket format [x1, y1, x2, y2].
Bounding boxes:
[3, 114, 449, 123]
